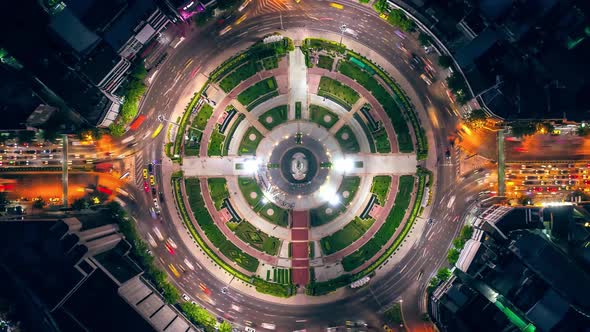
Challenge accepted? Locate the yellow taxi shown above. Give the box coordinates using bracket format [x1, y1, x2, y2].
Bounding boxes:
[150, 174, 155, 186]
[143, 168, 148, 179]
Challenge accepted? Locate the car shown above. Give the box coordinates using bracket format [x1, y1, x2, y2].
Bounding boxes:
[221, 287, 229, 295]
[219, 26, 232, 36]
[148, 163, 153, 173]
[143, 168, 148, 179]
[143, 181, 150, 192]
[152, 187, 157, 196]
[383, 325, 393, 332]
[245, 327, 256, 332]
[182, 294, 190, 302]
[165, 242, 175, 255]
[150, 174, 155, 186]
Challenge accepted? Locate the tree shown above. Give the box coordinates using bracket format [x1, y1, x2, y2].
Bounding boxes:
[219, 321, 232, 332]
[446, 72, 471, 104]
[33, 197, 45, 210]
[40, 129, 59, 143]
[436, 268, 452, 282]
[17, 130, 36, 144]
[418, 32, 432, 46]
[510, 122, 536, 138]
[437, 55, 452, 69]
[387, 9, 415, 32]
[447, 248, 460, 265]
[459, 225, 473, 240]
[577, 124, 590, 136]
[71, 198, 89, 210]
[0, 192, 8, 206]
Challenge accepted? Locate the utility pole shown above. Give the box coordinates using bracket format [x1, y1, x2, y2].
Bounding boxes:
[339, 24, 347, 47]
[62, 134, 68, 208]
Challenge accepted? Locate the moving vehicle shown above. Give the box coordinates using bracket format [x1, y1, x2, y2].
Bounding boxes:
[143, 181, 150, 193]
[168, 264, 180, 277]
[182, 294, 190, 302]
[150, 174, 156, 186]
[129, 115, 146, 131]
[330, 2, 343, 9]
[219, 26, 232, 36]
[151, 124, 163, 138]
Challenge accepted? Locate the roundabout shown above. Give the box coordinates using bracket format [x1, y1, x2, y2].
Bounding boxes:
[130, 1, 475, 330]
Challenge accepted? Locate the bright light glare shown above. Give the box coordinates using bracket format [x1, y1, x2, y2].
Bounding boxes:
[261, 197, 268, 204]
[243, 158, 260, 173]
[333, 158, 354, 173]
[329, 195, 341, 206]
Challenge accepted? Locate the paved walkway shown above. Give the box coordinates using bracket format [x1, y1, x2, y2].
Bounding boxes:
[291, 211, 310, 285]
[329, 97, 367, 135]
[288, 48, 308, 119]
[231, 101, 269, 136]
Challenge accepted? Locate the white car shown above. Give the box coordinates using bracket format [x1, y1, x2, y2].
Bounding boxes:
[184, 259, 195, 270]
[167, 238, 177, 249]
[182, 294, 190, 302]
[152, 227, 164, 241]
[245, 327, 256, 332]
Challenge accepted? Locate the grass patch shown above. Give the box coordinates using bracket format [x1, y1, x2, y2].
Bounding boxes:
[309, 104, 338, 129]
[371, 175, 392, 205]
[310, 177, 360, 226]
[317, 55, 334, 70]
[318, 76, 359, 109]
[237, 77, 277, 106]
[207, 178, 229, 210]
[238, 127, 263, 155]
[342, 175, 414, 271]
[207, 128, 225, 156]
[184, 178, 259, 272]
[321, 217, 375, 255]
[373, 127, 391, 153]
[335, 125, 360, 153]
[238, 177, 288, 226]
[384, 303, 403, 325]
[194, 104, 214, 130]
[219, 61, 259, 93]
[295, 101, 302, 119]
[262, 56, 279, 70]
[234, 220, 280, 255]
[259, 105, 288, 130]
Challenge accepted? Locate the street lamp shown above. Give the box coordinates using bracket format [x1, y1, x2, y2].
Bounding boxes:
[339, 24, 347, 47]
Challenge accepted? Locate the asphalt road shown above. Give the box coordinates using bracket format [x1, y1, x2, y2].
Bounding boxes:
[115, 1, 476, 331]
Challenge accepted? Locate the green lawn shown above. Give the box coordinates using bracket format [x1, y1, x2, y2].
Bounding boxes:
[259, 105, 288, 130]
[207, 178, 229, 210]
[335, 125, 360, 153]
[338, 60, 413, 152]
[371, 175, 392, 205]
[207, 128, 226, 156]
[321, 217, 375, 255]
[219, 61, 259, 93]
[295, 101, 302, 119]
[184, 178, 259, 272]
[262, 56, 279, 70]
[194, 104, 213, 130]
[237, 77, 277, 106]
[318, 76, 359, 109]
[373, 127, 391, 153]
[310, 177, 360, 226]
[234, 220, 280, 255]
[342, 175, 415, 271]
[317, 55, 334, 70]
[309, 104, 339, 129]
[237, 177, 288, 226]
[238, 127, 263, 155]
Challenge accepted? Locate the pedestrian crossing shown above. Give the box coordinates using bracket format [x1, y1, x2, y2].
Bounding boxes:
[249, 0, 294, 15]
[134, 153, 146, 188]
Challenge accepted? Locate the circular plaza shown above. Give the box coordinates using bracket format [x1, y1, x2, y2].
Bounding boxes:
[172, 35, 430, 297]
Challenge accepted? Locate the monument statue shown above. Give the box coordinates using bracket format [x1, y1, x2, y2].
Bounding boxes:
[291, 152, 308, 180]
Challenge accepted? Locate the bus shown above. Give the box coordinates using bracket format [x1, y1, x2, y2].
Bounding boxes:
[129, 115, 146, 131]
[151, 124, 164, 138]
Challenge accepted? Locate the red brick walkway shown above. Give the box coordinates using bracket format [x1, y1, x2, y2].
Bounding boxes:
[291, 210, 310, 285]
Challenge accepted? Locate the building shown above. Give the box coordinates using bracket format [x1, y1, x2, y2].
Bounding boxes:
[0, 215, 197, 332]
[0, 0, 171, 129]
[430, 204, 590, 332]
